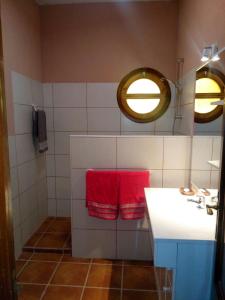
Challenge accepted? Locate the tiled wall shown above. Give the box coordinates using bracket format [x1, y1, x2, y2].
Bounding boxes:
[44, 82, 177, 217]
[70, 135, 191, 260]
[9, 72, 48, 258]
[191, 136, 222, 189]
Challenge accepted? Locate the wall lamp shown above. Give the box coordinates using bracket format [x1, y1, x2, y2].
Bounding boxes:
[201, 44, 220, 62]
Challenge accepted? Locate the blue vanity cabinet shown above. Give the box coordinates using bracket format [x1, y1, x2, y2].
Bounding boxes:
[145, 188, 217, 300]
[154, 239, 215, 300]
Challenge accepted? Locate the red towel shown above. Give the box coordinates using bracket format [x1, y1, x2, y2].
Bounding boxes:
[86, 170, 119, 220]
[119, 171, 150, 220]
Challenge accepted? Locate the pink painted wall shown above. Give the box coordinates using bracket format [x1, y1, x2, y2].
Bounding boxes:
[177, 0, 225, 73]
[1, 0, 42, 135]
[40, 1, 178, 83]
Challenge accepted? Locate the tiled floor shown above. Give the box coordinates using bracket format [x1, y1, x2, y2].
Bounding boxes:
[23, 217, 71, 254]
[16, 252, 160, 300]
[17, 217, 162, 299]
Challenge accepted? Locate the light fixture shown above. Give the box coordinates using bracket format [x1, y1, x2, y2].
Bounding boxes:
[201, 47, 212, 62]
[201, 44, 220, 62]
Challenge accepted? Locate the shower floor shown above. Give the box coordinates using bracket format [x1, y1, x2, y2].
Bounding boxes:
[17, 217, 166, 299]
[23, 217, 72, 254]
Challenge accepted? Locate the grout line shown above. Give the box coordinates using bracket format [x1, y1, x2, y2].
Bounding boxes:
[120, 260, 124, 300]
[79, 258, 93, 300]
[17, 281, 158, 292]
[39, 253, 64, 300]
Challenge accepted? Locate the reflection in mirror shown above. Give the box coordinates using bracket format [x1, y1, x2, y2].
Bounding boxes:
[191, 49, 225, 191]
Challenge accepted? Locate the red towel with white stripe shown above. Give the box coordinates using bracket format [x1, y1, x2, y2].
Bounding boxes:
[119, 171, 150, 220]
[86, 170, 119, 220]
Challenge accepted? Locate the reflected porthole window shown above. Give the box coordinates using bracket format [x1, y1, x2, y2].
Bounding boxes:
[117, 68, 171, 123]
[195, 68, 225, 123]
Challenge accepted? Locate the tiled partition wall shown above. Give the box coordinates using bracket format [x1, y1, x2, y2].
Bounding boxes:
[43, 82, 176, 217]
[70, 135, 191, 260]
[9, 72, 48, 258]
[191, 135, 222, 189]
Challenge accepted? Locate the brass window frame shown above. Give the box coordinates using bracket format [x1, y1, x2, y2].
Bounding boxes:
[117, 68, 171, 123]
[195, 67, 225, 124]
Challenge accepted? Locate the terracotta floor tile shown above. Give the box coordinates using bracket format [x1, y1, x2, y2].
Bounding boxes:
[122, 290, 159, 300]
[24, 233, 43, 247]
[46, 220, 71, 234]
[87, 265, 122, 288]
[82, 288, 121, 300]
[42, 285, 82, 300]
[62, 254, 90, 263]
[16, 261, 27, 276]
[19, 252, 33, 260]
[123, 266, 156, 290]
[18, 284, 45, 300]
[36, 233, 68, 249]
[123, 260, 153, 267]
[31, 252, 63, 262]
[51, 262, 89, 285]
[36, 220, 53, 233]
[92, 258, 123, 265]
[17, 261, 57, 284]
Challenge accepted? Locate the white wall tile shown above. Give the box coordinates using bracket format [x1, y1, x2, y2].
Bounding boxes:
[47, 131, 55, 154]
[55, 131, 86, 154]
[12, 71, 32, 105]
[117, 231, 152, 260]
[47, 177, 56, 198]
[46, 155, 55, 176]
[56, 177, 70, 199]
[212, 136, 222, 161]
[191, 136, 213, 170]
[12, 197, 20, 227]
[117, 136, 163, 169]
[72, 200, 116, 230]
[155, 107, 175, 132]
[13, 226, 22, 259]
[18, 160, 37, 193]
[20, 186, 38, 222]
[210, 170, 220, 189]
[45, 107, 54, 131]
[48, 198, 56, 216]
[163, 170, 189, 188]
[55, 155, 70, 177]
[54, 108, 87, 131]
[71, 169, 86, 200]
[36, 155, 47, 179]
[70, 136, 116, 169]
[164, 137, 190, 169]
[31, 80, 43, 107]
[57, 200, 71, 217]
[43, 83, 53, 107]
[16, 134, 35, 165]
[191, 170, 211, 188]
[117, 216, 149, 231]
[72, 229, 116, 258]
[121, 114, 155, 132]
[53, 83, 86, 107]
[87, 83, 118, 107]
[150, 170, 163, 187]
[8, 136, 17, 167]
[14, 104, 32, 134]
[87, 108, 121, 132]
[10, 167, 19, 199]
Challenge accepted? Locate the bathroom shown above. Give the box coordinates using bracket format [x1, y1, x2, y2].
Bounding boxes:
[1, 0, 225, 299]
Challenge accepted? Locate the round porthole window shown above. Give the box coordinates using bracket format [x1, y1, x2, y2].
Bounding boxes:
[117, 68, 171, 123]
[195, 67, 225, 123]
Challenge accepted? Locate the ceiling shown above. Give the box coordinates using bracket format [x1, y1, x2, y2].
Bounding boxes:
[36, 0, 172, 5]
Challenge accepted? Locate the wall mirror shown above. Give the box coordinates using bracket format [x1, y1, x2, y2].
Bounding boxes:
[190, 48, 225, 190]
